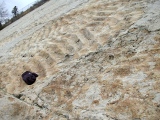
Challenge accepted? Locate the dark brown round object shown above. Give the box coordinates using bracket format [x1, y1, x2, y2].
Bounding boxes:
[22, 71, 38, 85]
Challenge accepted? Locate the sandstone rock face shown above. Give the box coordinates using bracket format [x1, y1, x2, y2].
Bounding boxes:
[0, 0, 160, 119]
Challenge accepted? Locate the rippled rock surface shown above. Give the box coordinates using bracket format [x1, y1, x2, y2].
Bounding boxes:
[0, 0, 160, 119]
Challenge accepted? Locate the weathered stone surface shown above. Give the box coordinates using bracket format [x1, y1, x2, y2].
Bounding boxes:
[0, 0, 160, 119]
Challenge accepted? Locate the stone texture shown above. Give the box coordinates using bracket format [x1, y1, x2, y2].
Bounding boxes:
[0, 0, 160, 120]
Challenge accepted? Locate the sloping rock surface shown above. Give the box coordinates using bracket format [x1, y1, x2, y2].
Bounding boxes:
[0, 0, 160, 119]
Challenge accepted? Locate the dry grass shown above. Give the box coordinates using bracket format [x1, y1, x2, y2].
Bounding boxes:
[106, 98, 146, 119]
[106, 81, 160, 119]
[92, 100, 99, 105]
[129, 57, 141, 64]
[154, 80, 160, 93]
[65, 103, 73, 112]
[11, 103, 24, 116]
[8, 97, 15, 102]
[154, 34, 160, 41]
[41, 78, 76, 111]
[114, 66, 131, 77]
[154, 58, 160, 71]
[100, 79, 123, 99]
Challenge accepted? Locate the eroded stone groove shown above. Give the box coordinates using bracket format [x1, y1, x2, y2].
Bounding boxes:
[0, 0, 160, 119]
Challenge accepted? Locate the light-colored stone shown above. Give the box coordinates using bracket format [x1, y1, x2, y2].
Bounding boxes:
[0, 0, 160, 119]
[153, 93, 160, 104]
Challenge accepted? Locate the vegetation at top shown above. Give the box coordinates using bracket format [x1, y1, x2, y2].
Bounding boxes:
[0, 0, 50, 30]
